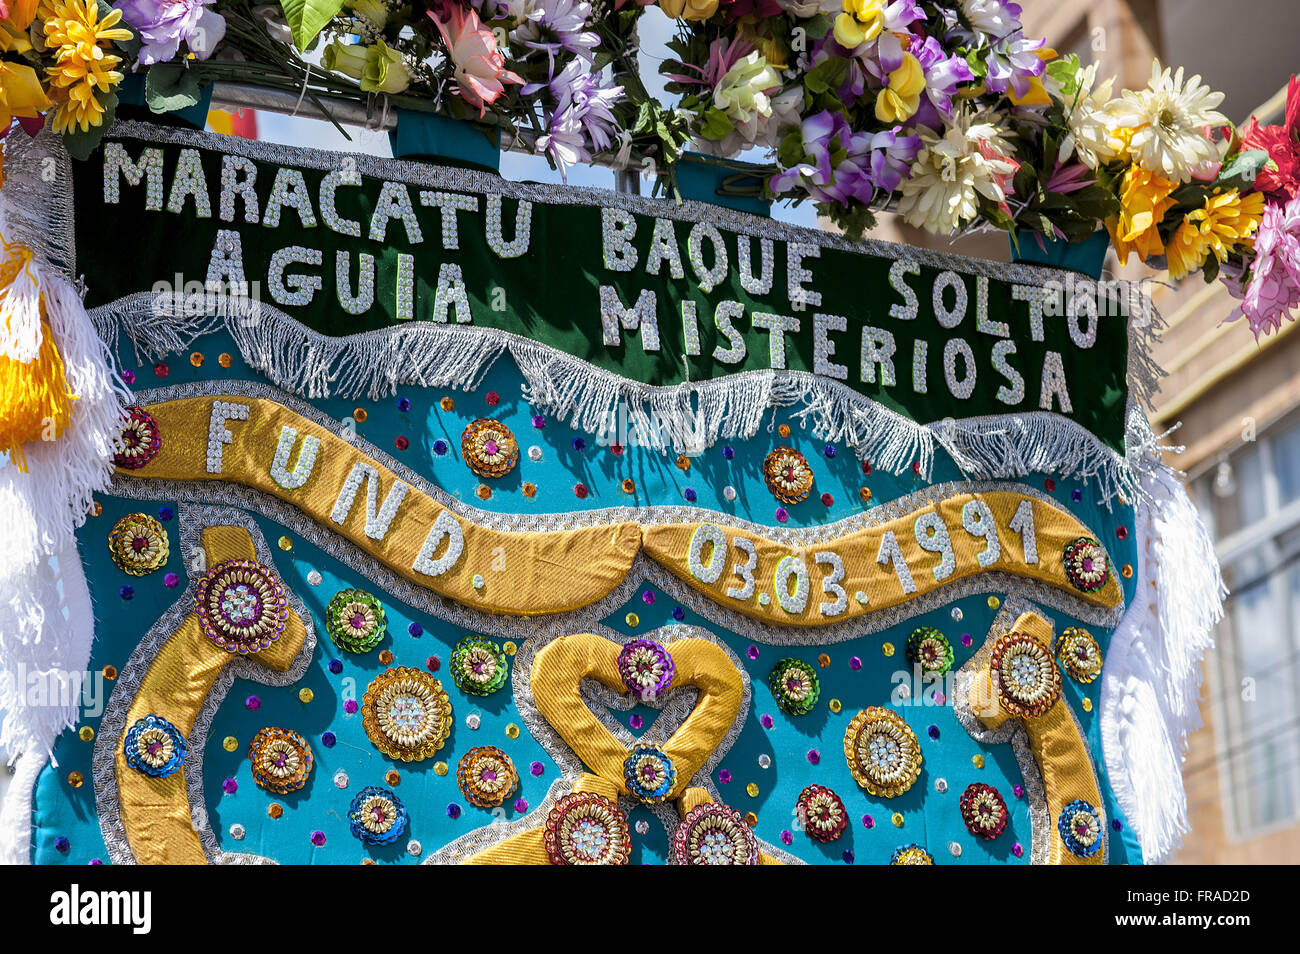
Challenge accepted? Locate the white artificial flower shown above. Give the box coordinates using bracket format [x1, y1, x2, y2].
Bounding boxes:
[961, 0, 1021, 38]
[897, 110, 1017, 235]
[696, 87, 801, 159]
[1059, 61, 1120, 169]
[1107, 59, 1228, 182]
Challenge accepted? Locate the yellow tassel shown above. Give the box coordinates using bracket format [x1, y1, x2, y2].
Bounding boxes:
[0, 318, 76, 472]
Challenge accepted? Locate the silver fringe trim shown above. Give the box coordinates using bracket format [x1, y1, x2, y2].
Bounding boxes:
[8, 120, 1165, 506]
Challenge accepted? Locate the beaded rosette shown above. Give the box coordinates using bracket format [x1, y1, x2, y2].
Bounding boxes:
[450, 636, 509, 696]
[843, 706, 923, 797]
[1058, 799, 1104, 858]
[1063, 536, 1111, 593]
[671, 803, 759, 866]
[107, 513, 170, 576]
[248, 727, 314, 794]
[543, 791, 632, 866]
[762, 446, 814, 504]
[617, 638, 674, 701]
[113, 406, 162, 469]
[1056, 627, 1104, 684]
[348, 786, 408, 845]
[325, 588, 387, 654]
[906, 626, 954, 675]
[795, 784, 848, 842]
[623, 744, 676, 803]
[457, 746, 519, 808]
[461, 418, 519, 479]
[960, 783, 1009, 840]
[123, 714, 186, 779]
[194, 559, 289, 654]
[361, 667, 453, 762]
[990, 632, 1062, 719]
[890, 844, 935, 865]
[768, 657, 821, 715]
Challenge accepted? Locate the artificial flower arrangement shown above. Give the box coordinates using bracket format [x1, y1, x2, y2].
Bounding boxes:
[0, 0, 1296, 335]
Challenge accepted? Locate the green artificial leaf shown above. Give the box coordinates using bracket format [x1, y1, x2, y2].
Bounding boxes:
[777, 126, 806, 168]
[1046, 54, 1083, 97]
[144, 64, 201, 113]
[964, 49, 987, 79]
[804, 57, 848, 95]
[698, 108, 733, 141]
[63, 92, 118, 162]
[1202, 253, 1220, 284]
[279, 0, 346, 52]
[803, 14, 831, 40]
[1216, 148, 1270, 191]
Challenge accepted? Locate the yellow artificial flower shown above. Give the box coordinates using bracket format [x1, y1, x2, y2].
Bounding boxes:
[1, 0, 37, 51]
[875, 51, 925, 123]
[1166, 189, 1265, 280]
[659, 0, 718, 21]
[754, 34, 788, 71]
[1106, 166, 1178, 264]
[834, 0, 885, 50]
[0, 60, 52, 129]
[1008, 49, 1057, 107]
[39, 0, 132, 134]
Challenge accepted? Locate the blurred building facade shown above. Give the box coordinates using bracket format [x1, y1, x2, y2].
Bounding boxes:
[865, 0, 1300, 864]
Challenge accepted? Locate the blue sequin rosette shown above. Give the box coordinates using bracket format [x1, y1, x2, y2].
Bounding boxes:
[1057, 799, 1104, 857]
[123, 714, 187, 778]
[623, 744, 676, 803]
[348, 786, 408, 845]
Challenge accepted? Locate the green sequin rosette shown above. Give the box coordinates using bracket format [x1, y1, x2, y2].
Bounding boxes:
[451, 636, 509, 696]
[906, 627, 954, 675]
[325, 588, 387, 653]
[768, 658, 820, 715]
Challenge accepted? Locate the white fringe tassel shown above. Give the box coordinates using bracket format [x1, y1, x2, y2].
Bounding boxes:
[0, 248, 130, 862]
[1100, 464, 1225, 862]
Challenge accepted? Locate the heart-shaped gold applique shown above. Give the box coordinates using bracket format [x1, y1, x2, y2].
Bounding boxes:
[530, 632, 744, 801]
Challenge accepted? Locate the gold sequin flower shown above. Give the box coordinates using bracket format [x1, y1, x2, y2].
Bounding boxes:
[461, 418, 519, 478]
[108, 513, 169, 576]
[544, 791, 632, 865]
[671, 802, 758, 865]
[248, 727, 314, 794]
[990, 632, 1062, 718]
[456, 745, 519, 808]
[843, 706, 923, 798]
[361, 666, 452, 761]
[1056, 627, 1104, 684]
[763, 446, 814, 504]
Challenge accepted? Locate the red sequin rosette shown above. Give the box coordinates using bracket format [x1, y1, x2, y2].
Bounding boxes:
[959, 783, 1009, 840]
[543, 791, 632, 865]
[990, 632, 1061, 719]
[796, 784, 848, 842]
[671, 802, 759, 865]
[114, 406, 161, 469]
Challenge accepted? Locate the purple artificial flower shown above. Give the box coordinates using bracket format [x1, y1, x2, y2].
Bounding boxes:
[1222, 192, 1300, 339]
[536, 59, 624, 176]
[984, 31, 1046, 98]
[771, 112, 920, 207]
[770, 110, 850, 197]
[910, 34, 974, 130]
[864, 125, 922, 194]
[114, 0, 226, 66]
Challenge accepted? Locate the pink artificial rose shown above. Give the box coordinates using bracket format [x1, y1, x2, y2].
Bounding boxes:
[428, 5, 523, 116]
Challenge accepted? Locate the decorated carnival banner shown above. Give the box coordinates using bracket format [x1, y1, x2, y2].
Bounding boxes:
[0, 122, 1222, 868]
